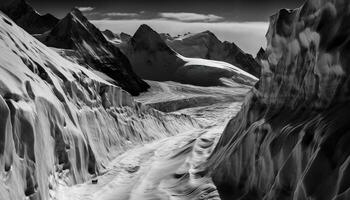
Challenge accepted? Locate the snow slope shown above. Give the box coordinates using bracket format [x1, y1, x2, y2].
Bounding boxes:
[0, 12, 199, 200]
[120, 24, 258, 87]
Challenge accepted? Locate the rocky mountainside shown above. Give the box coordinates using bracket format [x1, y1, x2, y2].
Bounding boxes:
[102, 29, 122, 44]
[120, 24, 258, 87]
[205, 0, 350, 199]
[255, 47, 267, 62]
[165, 31, 262, 77]
[0, 0, 58, 34]
[39, 8, 149, 96]
[0, 12, 199, 200]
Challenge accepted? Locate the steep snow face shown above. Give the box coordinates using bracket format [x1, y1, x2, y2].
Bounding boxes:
[121, 24, 258, 87]
[40, 8, 149, 96]
[206, 0, 350, 199]
[0, 0, 58, 34]
[0, 13, 199, 200]
[166, 31, 262, 77]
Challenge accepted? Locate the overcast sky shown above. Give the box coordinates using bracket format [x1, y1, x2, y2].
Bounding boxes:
[13, 0, 305, 54]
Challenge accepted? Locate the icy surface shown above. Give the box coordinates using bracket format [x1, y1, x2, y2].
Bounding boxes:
[135, 80, 250, 113]
[0, 12, 199, 200]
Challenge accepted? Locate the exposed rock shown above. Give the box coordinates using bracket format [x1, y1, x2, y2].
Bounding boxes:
[166, 30, 262, 77]
[207, 0, 350, 199]
[120, 32, 132, 43]
[102, 29, 122, 44]
[0, 12, 198, 200]
[121, 24, 258, 87]
[40, 8, 149, 96]
[0, 0, 58, 34]
[255, 47, 267, 62]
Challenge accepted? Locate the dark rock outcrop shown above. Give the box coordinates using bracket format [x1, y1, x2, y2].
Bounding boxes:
[166, 31, 262, 77]
[207, 0, 350, 199]
[102, 29, 120, 41]
[255, 47, 267, 62]
[40, 8, 149, 96]
[0, 0, 58, 34]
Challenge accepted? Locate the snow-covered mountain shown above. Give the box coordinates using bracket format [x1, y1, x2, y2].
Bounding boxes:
[203, 0, 350, 199]
[120, 24, 258, 87]
[0, 11, 199, 200]
[38, 8, 149, 96]
[0, 0, 58, 34]
[165, 30, 262, 77]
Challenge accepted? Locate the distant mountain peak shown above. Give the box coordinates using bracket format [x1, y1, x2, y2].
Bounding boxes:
[41, 8, 149, 95]
[70, 7, 85, 19]
[131, 24, 173, 53]
[133, 24, 162, 40]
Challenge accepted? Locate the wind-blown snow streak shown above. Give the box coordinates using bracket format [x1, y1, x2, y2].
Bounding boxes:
[205, 0, 350, 199]
[0, 12, 199, 200]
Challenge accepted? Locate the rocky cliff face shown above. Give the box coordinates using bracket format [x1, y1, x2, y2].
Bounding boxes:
[166, 31, 262, 77]
[0, 0, 58, 34]
[207, 0, 350, 199]
[40, 8, 149, 96]
[0, 13, 198, 200]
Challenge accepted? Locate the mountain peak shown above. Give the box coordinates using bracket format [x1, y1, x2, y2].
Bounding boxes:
[0, 0, 58, 34]
[131, 24, 171, 51]
[134, 24, 159, 38]
[64, 7, 87, 22]
[70, 7, 84, 17]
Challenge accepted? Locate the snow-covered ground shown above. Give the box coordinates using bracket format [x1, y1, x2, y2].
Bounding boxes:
[135, 80, 250, 113]
[55, 98, 243, 200]
[55, 79, 250, 200]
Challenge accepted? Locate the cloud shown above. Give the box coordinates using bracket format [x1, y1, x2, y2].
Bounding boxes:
[105, 12, 139, 17]
[159, 12, 224, 22]
[77, 7, 95, 12]
[91, 19, 269, 55]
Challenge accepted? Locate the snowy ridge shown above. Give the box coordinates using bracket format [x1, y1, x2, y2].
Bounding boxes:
[0, 12, 199, 200]
[165, 30, 262, 77]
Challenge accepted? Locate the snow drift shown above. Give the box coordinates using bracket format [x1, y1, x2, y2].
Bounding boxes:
[0, 12, 199, 200]
[206, 0, 350, 199]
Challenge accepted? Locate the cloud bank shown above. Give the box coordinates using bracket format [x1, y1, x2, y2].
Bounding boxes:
[105, 12, 140, 17]
[77, 7, 95, 12]
[159, 12, 223, 22]
[91, 19, 268, 55]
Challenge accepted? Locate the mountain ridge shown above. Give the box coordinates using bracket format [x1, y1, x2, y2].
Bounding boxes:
[0, 0, 59, 34]
[40, 8, 149, 96]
